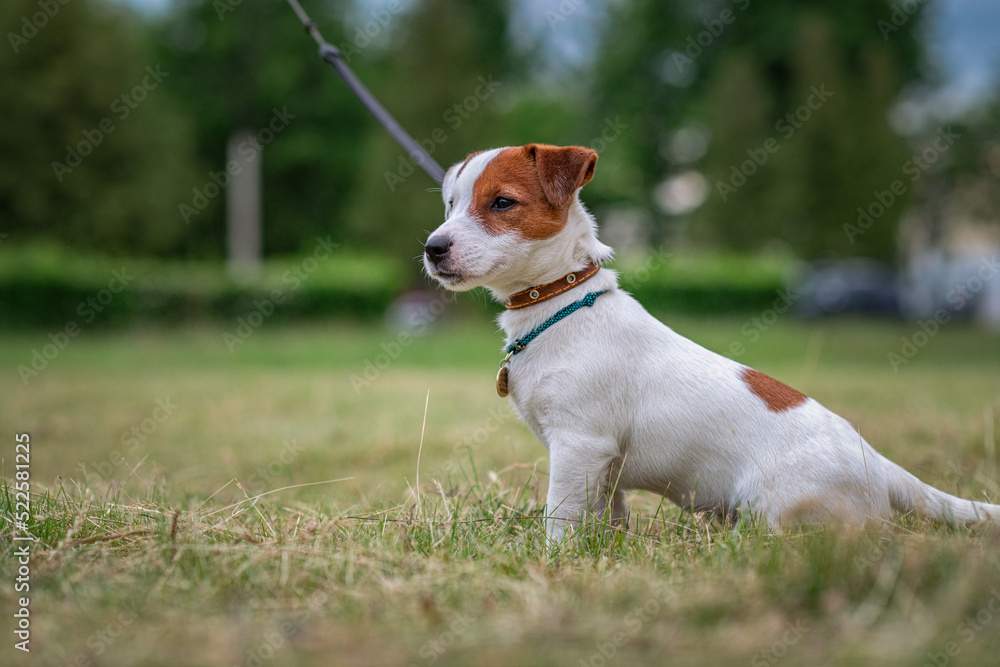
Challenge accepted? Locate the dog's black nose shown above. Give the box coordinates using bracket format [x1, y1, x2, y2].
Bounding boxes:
[424, 235, 452, 264]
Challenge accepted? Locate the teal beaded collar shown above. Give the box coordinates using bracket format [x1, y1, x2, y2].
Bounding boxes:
[496, 290, 606, 397]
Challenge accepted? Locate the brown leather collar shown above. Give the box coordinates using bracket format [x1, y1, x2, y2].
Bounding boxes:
[504, 261, 602, 310]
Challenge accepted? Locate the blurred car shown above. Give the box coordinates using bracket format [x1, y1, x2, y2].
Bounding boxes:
[794, 259, 901, 318]
[901, 248, 1000, 326]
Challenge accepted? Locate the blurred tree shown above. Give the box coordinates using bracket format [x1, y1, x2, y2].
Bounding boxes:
[586, 0, 691, 215]
[0, 0, 198, 255]
[155, 0, 368, 256]
[590, 0, 929, 261]
[957, 94, 1000, 227]
[1, 0, 942, 267]
[909, 89, 1000, 248]
[695, 50, 777, 249]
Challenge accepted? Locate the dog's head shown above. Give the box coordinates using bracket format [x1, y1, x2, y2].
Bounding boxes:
[422, 144, 612, 297]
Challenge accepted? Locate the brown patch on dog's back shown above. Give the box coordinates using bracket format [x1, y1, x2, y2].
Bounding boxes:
[741, 368, 807, 413]
[470, 145, 596, 240]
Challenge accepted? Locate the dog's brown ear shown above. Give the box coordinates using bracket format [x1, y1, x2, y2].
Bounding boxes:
[527, 144, 598, 208]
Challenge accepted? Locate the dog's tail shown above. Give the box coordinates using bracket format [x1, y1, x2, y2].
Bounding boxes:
[884, 459, 1000, 525]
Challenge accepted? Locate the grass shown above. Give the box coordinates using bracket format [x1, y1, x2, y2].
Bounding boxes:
[2, 310, 1000, 666]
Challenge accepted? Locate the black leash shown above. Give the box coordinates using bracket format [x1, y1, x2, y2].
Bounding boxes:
[283, 0, 446, 185]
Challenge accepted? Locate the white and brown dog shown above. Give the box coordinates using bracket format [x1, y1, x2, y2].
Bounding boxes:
[422, 143, 999, 540]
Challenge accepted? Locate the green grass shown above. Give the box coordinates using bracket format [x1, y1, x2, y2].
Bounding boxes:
[2, 312, 1000, 666]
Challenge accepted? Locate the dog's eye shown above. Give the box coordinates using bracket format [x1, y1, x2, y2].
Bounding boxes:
[492, 197, 516, 210]
[447, 198, 454, 214]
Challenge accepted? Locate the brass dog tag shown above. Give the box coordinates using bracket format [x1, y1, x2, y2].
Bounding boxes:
[496, 349, 515, 398]
[496, 366, 509, 397]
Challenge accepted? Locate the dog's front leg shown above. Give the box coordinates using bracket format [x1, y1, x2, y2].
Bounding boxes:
[546, 442, 620, 542]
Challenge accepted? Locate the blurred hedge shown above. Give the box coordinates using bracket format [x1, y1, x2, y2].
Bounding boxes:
[0, 246, 793, 329]
[0, 245, 404, 329]
[615, 253, 793, 315]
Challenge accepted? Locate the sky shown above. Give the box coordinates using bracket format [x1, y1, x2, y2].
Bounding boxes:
[125, 0, 1000, 112]
[925, 0, 1000, 109]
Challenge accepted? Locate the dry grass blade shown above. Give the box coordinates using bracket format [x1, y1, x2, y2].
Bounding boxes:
[59, 529, 155, 548]
[199, 478, 354, 519]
